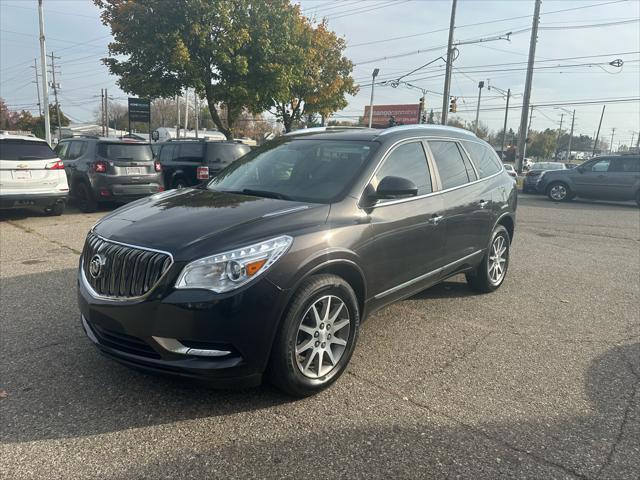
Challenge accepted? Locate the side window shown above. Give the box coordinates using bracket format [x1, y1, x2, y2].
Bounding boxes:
[609, 157, 640, 173]
[462, 140, 501, 178]
[54, 142, 69, 159]
[159, 144, 176, 162]
[178, 143, 204, 161]
[428, 141, 470, 190]
[589, 159, 610, 172]
[67, 141, 85, 160]
[374, 142, 432, 196]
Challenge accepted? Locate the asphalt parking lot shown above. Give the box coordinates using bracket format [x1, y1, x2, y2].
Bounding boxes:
[1, 195, 639, 480]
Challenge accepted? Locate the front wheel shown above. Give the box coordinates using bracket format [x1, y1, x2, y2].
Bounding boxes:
[466, 225, 510, 293]
[268, 274, 360, 397]
[76, 182, 98, 213]
[546, 182, 572, 202]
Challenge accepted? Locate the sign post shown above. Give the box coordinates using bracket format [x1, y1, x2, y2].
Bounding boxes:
[127, 97, 151, 139]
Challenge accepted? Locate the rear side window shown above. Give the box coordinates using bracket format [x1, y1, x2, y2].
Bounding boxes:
[67, 141, 87, 160]
[206, 144, 250, 165]
[428, 141, 470, 189]
[609, 156, 640, 172]
[55, 142, 69, 159]
[159, 144, 176, 162]
[0, 140, 56, 160]
[178, 143, 204, 161]
[97, 142, 152, 161]
[374, 141, 432, 196]
[462, 141, 502, 178]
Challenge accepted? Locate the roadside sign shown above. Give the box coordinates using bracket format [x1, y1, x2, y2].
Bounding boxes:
[128, 98, 150, 123]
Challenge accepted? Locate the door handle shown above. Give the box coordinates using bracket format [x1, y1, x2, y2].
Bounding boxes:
[428, 214, 444, 225]
[479, 200, 488, 208]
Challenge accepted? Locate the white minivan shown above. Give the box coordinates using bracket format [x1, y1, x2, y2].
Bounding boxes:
[0, 133, 69, 215]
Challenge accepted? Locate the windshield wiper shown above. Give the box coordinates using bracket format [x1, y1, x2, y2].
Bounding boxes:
[223, 188, 293, 201]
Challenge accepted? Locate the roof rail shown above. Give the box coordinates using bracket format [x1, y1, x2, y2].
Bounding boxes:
[376, 124, 477, 138]
[283, 126, 367, 137]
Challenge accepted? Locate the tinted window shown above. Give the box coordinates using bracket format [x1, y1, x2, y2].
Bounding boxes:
[207, 144, 250, 165]
[67, 141, 86, 160]
[609, 156, 640, 173]
[159, 144, 176, 162]
[0, 139, 56, 160]
[97, 142, 152, 161]
[178, 143, 204, 161]
[55, 142, 69, 159]
[209, 139, 376, 203]
[428, 141, 470, 189]
[589, 159, 610, 172]
[532, 162, 565, 170]
[373, 142, 432, 196]
[462, 141, 501, 178]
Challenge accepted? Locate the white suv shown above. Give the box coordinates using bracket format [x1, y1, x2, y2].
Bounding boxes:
[0, 133, 68, 215]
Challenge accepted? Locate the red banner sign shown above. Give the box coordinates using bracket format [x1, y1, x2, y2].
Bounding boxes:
[363, 104, 420, 127]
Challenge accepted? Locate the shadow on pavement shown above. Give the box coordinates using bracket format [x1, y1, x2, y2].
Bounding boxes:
[1, 269, 638, 478]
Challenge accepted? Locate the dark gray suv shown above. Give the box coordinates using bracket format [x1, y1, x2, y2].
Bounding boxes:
[536, 154, 640, 205]
[56, 137, 164, 212]
[78, 125, 516, 396]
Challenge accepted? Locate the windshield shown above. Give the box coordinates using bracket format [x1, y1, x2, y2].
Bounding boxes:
[208, 139, 377, 203]
[0, 139, 57, 160]
[97, 142, 152, 161]
[533, 162, 565, 170]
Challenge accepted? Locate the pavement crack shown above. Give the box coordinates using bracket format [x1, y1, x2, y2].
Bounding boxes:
[430, 330, 493, 375]
[7, 220, 82, 255]
[347, 370, 589, 480]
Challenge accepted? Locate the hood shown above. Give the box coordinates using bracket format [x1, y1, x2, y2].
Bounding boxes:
[93, 188, 329, 260]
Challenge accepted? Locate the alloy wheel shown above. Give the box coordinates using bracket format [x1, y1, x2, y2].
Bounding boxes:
[295, 295, 351, 379]
[549, 184, 567, 201]
[488, 235, 508, 285]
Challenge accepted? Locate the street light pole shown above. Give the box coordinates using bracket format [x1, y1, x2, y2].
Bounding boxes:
[368, 68, 380, 128]
[441, 0, 458, 126]
[474, 81, 484, 134]
[566, 110, 575, 161]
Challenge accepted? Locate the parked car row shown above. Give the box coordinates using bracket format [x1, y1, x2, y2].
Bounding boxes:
[0, 134, 251, 215]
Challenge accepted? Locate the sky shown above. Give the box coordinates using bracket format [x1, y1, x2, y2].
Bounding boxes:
[1, 0, 639, 148]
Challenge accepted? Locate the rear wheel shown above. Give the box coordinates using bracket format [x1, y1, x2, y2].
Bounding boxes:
[172, 177, 188, 189]
[76, 182, 98, 213]
[466, 225, 510, 293]
[268, 274, 359, 397]
[546, 181, 572, 202]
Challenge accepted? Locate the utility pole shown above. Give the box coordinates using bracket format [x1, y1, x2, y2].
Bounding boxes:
[38, 0, 51, 145]
[609, 127, 616, 153]
[32, 59, 43, 118]
[593, 105, 605, 156]
[555, 113, 564, 160]
[368, 68, 380, 128]
[474, 81, 484, 134]
[194, 93, 199, 138]
[184, 89, 189, 134]
[566, 109, 575, 161]
[441, 0, 458, 125]
[523, 105, 534, 161]
[501, 88, 511, 155]
[49, 52, 62, 142]
[176, 95, 181, 139]
[516, 0, 542, 173]
[104, 88, 109, 136]
[101, 89, 105, 136]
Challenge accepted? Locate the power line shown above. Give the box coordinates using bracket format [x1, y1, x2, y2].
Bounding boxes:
[327, 0, 410, 20]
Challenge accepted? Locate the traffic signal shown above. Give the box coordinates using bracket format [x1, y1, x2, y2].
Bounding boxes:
[449, 97, 457, 113]
[418, 96, 425, 124]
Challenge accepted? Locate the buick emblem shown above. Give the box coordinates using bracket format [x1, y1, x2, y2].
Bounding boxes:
[89, 254, 106, 279]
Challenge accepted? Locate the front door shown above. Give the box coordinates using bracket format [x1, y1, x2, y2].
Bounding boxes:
[359, 140, 445, 299]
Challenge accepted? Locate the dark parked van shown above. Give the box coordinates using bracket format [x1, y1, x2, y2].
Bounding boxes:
[78, 125, 516, 396]
[56, 137, 163, 212]
[156, 139, 251, 189]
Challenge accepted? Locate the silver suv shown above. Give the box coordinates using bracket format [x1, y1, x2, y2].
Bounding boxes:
[537, 154, 640, 206]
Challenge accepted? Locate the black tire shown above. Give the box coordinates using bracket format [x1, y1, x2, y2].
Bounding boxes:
[172, 177, 188, 189]
[44, 202, 65, 216]
[76, 182, 98, 213]
[546, 181, 572, 202]
[268, 274, 360, 397]
[466, 225, 510, 293]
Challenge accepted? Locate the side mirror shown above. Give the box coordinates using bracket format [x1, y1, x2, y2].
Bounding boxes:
[376, 176, 418, 199]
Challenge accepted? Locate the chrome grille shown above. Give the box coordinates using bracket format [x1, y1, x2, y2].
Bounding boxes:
[82, 232, 172, 299]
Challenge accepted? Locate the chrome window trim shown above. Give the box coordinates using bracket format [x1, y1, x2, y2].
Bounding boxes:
[357, 135, 504, 210]
[374, 250, 483, 299]
[80, 231, 174, 302]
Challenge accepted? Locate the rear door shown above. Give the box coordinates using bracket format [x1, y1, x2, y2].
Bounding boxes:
[0, 138, 66, 195]
[605, 156, 640, 200]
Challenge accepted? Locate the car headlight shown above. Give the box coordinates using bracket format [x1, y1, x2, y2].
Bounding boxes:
[175, 235, 293, 293]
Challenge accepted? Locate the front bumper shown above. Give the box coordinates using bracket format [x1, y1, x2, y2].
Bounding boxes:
[78, 269, 289, 387]
[0, 192, 67, 209]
